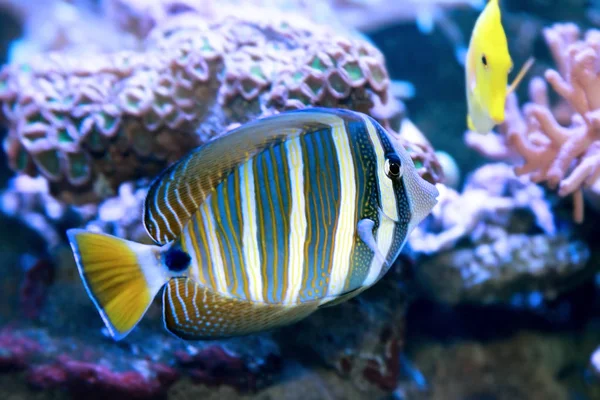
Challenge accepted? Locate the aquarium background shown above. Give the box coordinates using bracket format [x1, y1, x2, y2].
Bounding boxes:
[0, 0, 600, 399]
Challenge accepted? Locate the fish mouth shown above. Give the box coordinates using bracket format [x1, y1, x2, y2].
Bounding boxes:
[404, 172, 439, 229]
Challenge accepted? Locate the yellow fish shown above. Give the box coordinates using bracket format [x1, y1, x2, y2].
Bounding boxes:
[466, 0, 534, 134]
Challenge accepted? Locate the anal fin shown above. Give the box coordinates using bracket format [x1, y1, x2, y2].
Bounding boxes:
[162, 277, 319, 340]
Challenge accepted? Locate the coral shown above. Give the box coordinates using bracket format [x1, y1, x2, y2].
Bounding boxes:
[0, 332, 40, 372]
[19, 258, 55, 319]
[0, 322, 282, 399]
[392, 115, 445, 186]
[0, 6, 424, 204]
[409, 163, 591, 305]
[174, 345, 282, 392]
[284, 262, 417, 396]
[410, 163, 556, 254]
[84, 181, 151, 243]
[466, 23, 600, 223]
[0, 175, 82, 251]
[417, 233, 590, 305]
[0, 18, 223, 204]
[1, 0, 139, 64]
[0, 265, 424, 400]
[409, 332, 595, 400]
[27, 357, 179, 400]
[103, 0, 482, 36]
[0, 174, 153, 248]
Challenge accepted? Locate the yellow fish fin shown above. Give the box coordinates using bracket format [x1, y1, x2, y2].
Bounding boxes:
[162, 277, 319, 340]
[67, 229, 168, 340]
[507, 57, 535, 95]
[467, 114, 475, 131]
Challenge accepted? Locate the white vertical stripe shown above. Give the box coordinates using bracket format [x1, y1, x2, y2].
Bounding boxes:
[175, 188, 190, 219]
[152, 187, 173, 242]
[362, 210, 395, 287]
[192, 283, 200, 318]
[182, 225, 199, 283]
[363, 117, 398, 221]
[167, 284, 180, 325]
[240, 159, 264, 302]
[362, 116, 400, 287]
[152, 181, 178, 243]
[147, 208, 162, 242]
[174, 279, 189, 321]
[185, 183, 199, 208]
[165, 180, 184, 229]
[326, 119, 357, 298]
[200, 198, 230, 296]
[283, 137, 307, 305]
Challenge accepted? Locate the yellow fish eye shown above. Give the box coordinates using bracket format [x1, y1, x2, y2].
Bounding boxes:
[481, 54, 488, 68]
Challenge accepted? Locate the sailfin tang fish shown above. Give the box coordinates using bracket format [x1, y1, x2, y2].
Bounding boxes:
[67, 107, 439, 341]
[466, 0, 534, 134]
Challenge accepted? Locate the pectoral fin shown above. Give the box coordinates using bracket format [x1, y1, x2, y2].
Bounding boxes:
[162, 277, 319, 340]
[320, 219, 390, 309]
[357, 218, 388, 268]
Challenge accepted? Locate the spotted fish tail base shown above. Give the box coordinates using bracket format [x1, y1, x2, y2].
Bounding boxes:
[67, 229, 169, 340]
[163, 277, 320, 340]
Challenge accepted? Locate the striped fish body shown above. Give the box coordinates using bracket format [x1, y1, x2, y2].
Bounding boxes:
[67, 108, 439, 341]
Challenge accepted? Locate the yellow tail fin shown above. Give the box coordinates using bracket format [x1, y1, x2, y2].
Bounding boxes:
[67, 229, 168, 340]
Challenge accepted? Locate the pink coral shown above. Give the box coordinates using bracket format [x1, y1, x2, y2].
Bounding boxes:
[174, 345, 282, 392]
[0, 332, 41, 372]
[27, 356, 179, 399]
[466, 23, 600, 223]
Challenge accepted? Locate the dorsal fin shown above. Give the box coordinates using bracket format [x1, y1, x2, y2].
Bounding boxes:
[143, 108, 350, 244]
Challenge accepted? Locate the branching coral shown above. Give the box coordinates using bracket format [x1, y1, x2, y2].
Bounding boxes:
[466, 23, 600, 222]
[409, 163, 591, 305]
[410, 163, 557, 255]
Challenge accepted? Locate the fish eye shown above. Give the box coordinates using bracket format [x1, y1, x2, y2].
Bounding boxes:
[384, 155, 402, 179]
[481, 54, 488, 67]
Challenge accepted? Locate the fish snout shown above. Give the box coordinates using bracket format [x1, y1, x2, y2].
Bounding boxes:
[406, 172, 439, 228]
